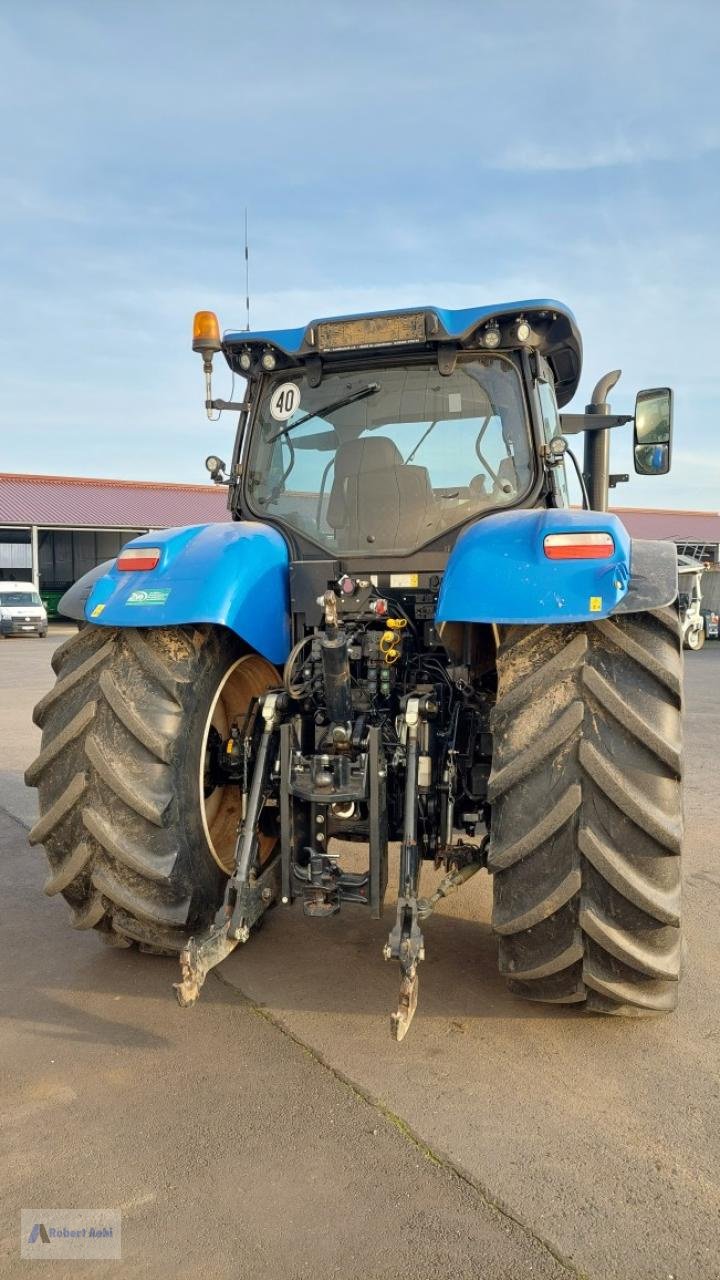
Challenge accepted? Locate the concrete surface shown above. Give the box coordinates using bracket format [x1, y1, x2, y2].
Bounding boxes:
[1, 817, 568, 1280]
[0, 624, 76, 829]
[2, 633, 720, 1278]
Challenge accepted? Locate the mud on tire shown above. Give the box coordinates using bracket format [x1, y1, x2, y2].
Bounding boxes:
[487, 608, 683, 1015]
[26, 625, 267, 953]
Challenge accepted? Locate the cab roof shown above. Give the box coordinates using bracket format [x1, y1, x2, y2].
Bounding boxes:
[223, 299, 582, 406]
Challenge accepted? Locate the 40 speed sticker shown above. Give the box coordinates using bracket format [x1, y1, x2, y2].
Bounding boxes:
[126, 588, 172, 606]
[269, 382, 301, 421]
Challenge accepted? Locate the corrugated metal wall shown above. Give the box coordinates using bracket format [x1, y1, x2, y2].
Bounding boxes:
[0, 542, 32, 571]
[0, 528, 32, 578]
[701, 572, 720, 613]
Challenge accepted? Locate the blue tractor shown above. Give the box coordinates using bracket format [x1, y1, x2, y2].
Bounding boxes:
[27, 301, 682, 1038]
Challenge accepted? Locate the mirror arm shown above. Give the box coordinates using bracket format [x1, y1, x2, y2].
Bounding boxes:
[206, 398, 252, 412]
[559, 413, 633, 435]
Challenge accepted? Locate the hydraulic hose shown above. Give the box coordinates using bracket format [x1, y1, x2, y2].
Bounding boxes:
[283, 634, 315, 700]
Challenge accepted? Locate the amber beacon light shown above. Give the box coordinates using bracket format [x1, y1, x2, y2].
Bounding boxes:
[192, 311, 222, 359]
[192, 311, 223, 420]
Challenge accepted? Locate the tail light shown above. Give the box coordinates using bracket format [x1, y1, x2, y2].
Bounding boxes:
[117, 547, 161, 572]
[544, 532, 615, 561]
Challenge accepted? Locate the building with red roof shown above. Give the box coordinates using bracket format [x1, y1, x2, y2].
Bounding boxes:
[609, 507, 720, 562]
[0, 472, 230, 612]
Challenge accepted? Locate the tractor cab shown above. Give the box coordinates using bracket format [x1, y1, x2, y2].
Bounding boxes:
[209, 302, 584, 565]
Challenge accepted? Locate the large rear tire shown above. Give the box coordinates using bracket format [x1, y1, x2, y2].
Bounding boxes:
[26, 625, 278, 952]
[487, 608, 683, 1015]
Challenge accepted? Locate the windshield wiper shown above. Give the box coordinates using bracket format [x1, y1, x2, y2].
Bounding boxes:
[266, 382, 380, 443]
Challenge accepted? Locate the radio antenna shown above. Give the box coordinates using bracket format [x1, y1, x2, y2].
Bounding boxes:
[244, 208, 251, 331]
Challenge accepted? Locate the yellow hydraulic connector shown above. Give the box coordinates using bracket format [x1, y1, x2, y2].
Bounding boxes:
[380, 622, 405, 665]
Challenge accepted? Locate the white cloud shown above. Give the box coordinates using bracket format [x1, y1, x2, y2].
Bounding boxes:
[496, 134, 720, 174]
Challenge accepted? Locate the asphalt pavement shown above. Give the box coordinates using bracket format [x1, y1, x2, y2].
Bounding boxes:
[2, 628, 719, 1279]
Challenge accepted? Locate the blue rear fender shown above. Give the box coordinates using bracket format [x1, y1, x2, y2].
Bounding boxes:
[436, 508, 633, 625]
[85, 522, 291, 665]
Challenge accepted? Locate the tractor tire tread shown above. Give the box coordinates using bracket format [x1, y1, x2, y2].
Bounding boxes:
[488, 606, 683, 1015]
[26, 625, 232, 948]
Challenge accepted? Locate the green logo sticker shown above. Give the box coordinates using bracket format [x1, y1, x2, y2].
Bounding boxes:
[126, 588, 172, 606]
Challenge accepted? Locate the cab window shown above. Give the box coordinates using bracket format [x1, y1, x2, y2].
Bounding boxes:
[247, 356, 534, 554]
[536, 375, 570, 507]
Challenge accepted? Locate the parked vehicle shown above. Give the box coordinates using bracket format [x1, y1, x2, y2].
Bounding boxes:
[678, 555, 705, 650]
[701, 608, 719, 640]
[26, 300, 683, 1038]
[40, 588, 67, 620]
[0, 581, 48, 637]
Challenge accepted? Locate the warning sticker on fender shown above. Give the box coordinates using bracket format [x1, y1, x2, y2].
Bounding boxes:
[126, 589, 171, 606]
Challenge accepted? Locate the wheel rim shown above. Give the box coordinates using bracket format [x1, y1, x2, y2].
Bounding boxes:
[688, 628, 702, 649]
[200, 653, 280, 873]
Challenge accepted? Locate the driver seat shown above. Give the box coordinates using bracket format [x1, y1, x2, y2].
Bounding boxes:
[327, 436, 433, 548]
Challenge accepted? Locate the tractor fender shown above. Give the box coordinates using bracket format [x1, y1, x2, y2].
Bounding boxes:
[612, 538, 678, 614]
[81, 522, 291, 664]
[436, 507, 667, 625]
[58, 559, 115, 621]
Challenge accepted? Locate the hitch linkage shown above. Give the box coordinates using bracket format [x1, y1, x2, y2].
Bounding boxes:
[174, 690, 286, 1007]
[384, 694, 432, 1040]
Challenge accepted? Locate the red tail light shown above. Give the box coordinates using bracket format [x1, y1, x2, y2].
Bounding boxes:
[544, 532, 615, 560]
[117, 547, 161, 571]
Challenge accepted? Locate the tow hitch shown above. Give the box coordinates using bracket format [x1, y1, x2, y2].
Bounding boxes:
[384, 694, 486, 1040]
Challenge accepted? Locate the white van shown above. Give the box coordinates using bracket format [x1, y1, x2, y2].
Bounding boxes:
[0, 581, 49, 638]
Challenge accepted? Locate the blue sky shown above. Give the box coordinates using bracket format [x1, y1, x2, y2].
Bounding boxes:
[1, 0, 717, 509]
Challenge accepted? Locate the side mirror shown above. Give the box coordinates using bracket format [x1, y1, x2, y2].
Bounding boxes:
[633, 387, 672, 475]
